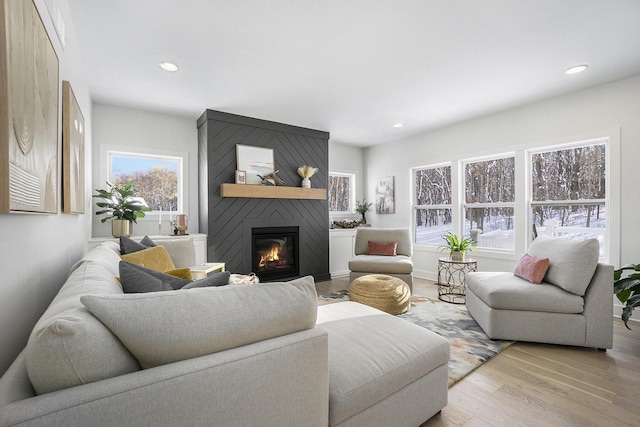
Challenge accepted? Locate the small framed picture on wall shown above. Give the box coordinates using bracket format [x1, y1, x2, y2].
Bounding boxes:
[235, 170, 247, 184]
[375, 176, 395, 214]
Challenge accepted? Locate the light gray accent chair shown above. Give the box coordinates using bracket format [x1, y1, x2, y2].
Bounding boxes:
[348, 228, 413, 290]
[466, 237, 613, 349]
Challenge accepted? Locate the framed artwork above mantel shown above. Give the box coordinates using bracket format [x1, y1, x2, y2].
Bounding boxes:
[236, 145, 274, 185]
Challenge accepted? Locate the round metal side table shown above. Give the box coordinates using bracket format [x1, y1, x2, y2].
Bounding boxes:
[437, 257, 478, 304]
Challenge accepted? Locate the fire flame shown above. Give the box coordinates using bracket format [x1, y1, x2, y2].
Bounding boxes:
[259, 244, 280, 267]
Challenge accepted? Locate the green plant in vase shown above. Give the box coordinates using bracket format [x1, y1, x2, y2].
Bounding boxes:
[93, 180, 151, 237]
[355, 199, 373, 224]
[614, 264, 640, 329]
[439, 232, 477, 261]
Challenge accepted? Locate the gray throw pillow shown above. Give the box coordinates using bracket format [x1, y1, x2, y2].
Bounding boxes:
[139, 235, 157, 248]
[119, 261, 190, 293]
[81, 276, 318, 368]
[119, 235, 157, 255]
[182, 271, 230, 289]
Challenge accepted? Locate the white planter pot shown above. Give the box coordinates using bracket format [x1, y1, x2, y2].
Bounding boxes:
[301, 178, 311, 188]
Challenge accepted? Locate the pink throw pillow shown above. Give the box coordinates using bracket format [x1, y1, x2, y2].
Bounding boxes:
[367, 241, 398, 256]
[514, 253, 550, 284]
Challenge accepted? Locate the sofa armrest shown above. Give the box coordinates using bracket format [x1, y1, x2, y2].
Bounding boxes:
[0, 329, 329, 427]
[582, 263, 614, 348]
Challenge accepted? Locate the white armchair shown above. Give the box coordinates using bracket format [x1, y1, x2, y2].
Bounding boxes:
[348, 228, 413, 290]
[466, 237, 613, 349]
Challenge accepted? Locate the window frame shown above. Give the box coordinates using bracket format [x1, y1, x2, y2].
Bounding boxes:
[100, 144, 189, 221]
[412, 162, 453, 246]
[462, 153, 516, 252]
[526, 137, 612, 261]
[408, 130, 619, 264]
[328, 171, 356, 214]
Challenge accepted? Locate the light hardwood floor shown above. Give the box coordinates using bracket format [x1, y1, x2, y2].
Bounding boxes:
[316, 277, 640, 427]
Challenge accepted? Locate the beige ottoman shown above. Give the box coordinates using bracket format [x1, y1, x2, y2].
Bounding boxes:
[349, 274, 411, 315]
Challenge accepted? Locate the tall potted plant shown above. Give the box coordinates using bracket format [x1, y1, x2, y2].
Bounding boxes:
[614, 264, 640, 329]
[439, 232, 477, 261]
[93, 181, 151, 237]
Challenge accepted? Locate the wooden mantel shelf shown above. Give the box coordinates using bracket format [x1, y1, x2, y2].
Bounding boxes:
[220, 183, 326, 200]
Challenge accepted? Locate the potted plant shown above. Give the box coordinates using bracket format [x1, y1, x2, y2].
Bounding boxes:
[614, 263, 640, 329]
[297, 165, 318, 188]
[93, 181, 151, 237]
[439, 232, 477, 261]
[355, 199, 373, 224]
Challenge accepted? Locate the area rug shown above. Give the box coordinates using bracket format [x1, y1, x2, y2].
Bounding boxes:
[318, 289, 513, 387]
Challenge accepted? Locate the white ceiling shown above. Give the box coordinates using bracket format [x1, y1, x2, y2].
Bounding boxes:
[67, 0, 640, 147]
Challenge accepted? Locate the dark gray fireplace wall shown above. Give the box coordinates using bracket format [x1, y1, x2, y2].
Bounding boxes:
[197, 109, 330, 281]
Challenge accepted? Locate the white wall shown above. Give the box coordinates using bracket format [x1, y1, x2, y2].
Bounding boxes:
[91, 104, 199, 237]
[0, 0, 93, 375]
[364, 74, 640, 321]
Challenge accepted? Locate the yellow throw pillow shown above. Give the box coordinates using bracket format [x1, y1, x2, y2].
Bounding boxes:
[165, 267, 194, 281]
[120, 246, 175, 272]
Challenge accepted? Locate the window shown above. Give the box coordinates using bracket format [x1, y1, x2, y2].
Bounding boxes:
[530, 141, 607, 256]
[463, 156, 515, 250]
[328, 172, 355, 213]
[413, 164, 452, 244]
[108, 151, 183, 212]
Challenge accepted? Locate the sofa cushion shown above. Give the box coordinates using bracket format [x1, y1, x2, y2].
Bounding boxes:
[513, 253, 549, 284]
[367, 240, 398, 256]
[349, 254, 413, 274]
[466, 271, 584, 313]
[156, 238, 196, 268]
[528, 237, 599, 295]
[25, 262, 140, 395]
[81, 276, 318, 369]
[120, 245, 176, 272]
[316, 302, 449, 426]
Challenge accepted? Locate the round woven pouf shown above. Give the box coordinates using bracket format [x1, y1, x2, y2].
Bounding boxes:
[349, 274, 411, 315]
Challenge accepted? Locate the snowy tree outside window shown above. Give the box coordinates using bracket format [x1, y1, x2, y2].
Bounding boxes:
[328, 173, 355, 213]
[413, 165, 452, 244]
[109, 151, 182, 212]
[463, 156, 515, 250]
[530, 141, 606, 257]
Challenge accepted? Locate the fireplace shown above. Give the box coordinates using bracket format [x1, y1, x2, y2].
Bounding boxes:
[251, 226, 299, 281]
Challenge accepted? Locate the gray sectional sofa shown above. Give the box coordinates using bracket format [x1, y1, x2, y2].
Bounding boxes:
[0, 241, 449, 426]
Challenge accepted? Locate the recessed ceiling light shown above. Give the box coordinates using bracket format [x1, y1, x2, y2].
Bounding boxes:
[565, 64, 588, 75]
[392, 123, 403, 128]
[159, 61, 179, 72]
